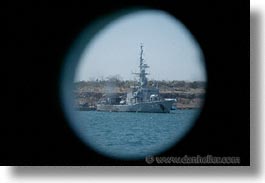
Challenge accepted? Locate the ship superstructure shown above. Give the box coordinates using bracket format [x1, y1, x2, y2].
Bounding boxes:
[96, 44, 175, 113]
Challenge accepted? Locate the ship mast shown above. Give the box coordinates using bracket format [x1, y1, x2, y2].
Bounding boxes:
[139, 44, 149, 88]
[132, 44, 149, 88]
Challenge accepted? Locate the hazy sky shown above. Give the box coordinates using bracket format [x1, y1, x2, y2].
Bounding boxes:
[74, 10, 207, 81]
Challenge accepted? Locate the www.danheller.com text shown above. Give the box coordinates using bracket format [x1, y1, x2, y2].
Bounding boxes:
[145, 155, 241, 165]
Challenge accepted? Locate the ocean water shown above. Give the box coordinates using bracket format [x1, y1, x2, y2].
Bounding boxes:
[70, 110, 200, 160]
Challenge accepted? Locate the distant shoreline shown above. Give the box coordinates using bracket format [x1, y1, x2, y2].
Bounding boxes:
[73, 80, 206, 110]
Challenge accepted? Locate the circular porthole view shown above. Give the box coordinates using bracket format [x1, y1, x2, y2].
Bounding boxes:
[60, 9, 207, 160]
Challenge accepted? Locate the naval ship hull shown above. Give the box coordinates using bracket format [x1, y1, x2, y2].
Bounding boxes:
[96, 100, 174, 113]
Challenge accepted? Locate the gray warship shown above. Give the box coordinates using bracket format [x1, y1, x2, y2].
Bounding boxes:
[96, 44, 175, 113]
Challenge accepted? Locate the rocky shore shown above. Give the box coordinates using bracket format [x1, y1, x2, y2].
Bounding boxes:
[74, 80, 206, 110]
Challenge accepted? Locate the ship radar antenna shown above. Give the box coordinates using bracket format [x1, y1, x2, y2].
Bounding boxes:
[140, 43, 144, 68]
